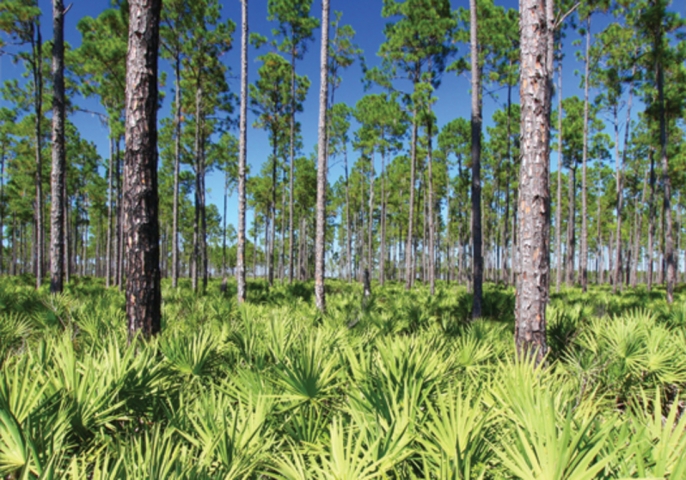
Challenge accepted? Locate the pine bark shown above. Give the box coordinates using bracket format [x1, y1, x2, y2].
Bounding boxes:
[171, 51, 181, 288]
[49, 0, 66, 294]
[314, 0, 329, 312]
[405, 107, 418, 290]
[515, 0, 551, 362]
[236, 0, 248, 303]
[555, 59, 563, 293]
[580, 16, 591, 292]
[470, 0, 483, 318]
[123, 0, 162, 339]
[31, 23, 44, 288]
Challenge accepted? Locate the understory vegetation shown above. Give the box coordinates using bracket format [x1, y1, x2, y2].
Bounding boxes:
[1, 276, 686, 479]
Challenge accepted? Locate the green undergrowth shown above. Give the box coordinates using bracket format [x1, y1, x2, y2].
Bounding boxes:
[1, 276, 686, 478]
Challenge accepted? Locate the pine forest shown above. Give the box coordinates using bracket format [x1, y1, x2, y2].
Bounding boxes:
[1, 0, 686, 478]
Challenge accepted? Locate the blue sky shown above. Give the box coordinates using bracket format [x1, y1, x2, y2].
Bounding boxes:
[1, 0, 681, 241]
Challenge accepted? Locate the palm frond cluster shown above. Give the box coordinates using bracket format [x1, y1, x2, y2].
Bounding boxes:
[1, 277, 685, 478]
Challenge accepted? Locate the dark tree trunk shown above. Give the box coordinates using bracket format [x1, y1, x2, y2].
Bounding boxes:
[580, 16, 591, 292]
[470, 0, 483, 318]
[49, 0, 66, 294]
[648, 147, 656, 290]
[123, 0, 162, 339]
[236, 0, 248, 302]
[515, 0, 551, 362]
[565, 166, 576, 286]
[171, 52, 181, 288]
[314, 0, 329, 312]
[405, 106, 418, 290]
[31, 23, 44, 288]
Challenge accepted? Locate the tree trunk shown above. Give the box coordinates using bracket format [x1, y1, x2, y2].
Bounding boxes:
[405, 105, 418, 290]
[236, 0, 248, 302]
[49, 0, 66, 294]
[123, 0, 162, 339]
[566, 166, 576, 286]
[367, 153, 375, 276]
[314, 0, 329, 312]
[32, 23, 44, 288]
[580, 15, 591, 292]
[555, 58, 563, 293]
[515, 0, 551, 362]
[470, 0, 483, 318]
[427, 120, 436, 295]
[648, 147, 656, 290]
[171, 52, 182, 288]
[344, 146, 352, 282]
[379, 150, 387, 286]
[288, 51, 297, 284]
[657, 57, 675, 303]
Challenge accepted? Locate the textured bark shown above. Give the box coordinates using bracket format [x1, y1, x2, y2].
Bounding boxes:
[427, 121, 436, 296]
[236, 0, 248, 303]
[515, 0, 551, 363]
[470, 0, 482, 318]
[555, 60, 563, 293]
[106, 135, 114, 287]
[648, 147, 656, 290]
[404, 108, 418, 290]
[288, 51, 296, 284]
[657, 62, 675, 303]
[565, 166, 576, 286]
[344, 147, 352, 282]
[171, 51, 181, 288]
[580, 16, 591, 292]
[49, 0, 66, 294]
[314, 0, 329, 312]
[32, 23, 44, 288]
[123, 0, 162, 339]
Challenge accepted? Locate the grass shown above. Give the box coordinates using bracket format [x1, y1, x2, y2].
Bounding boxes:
[0, 275, 685, 478]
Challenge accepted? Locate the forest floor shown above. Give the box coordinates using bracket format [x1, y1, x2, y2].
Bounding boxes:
[1, 276, 686, 478]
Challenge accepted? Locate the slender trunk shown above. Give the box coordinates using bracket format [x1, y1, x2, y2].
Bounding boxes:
[367, 153, 374, 276]
[64, 177, 70, 283]
[269, 144, 277, 287]
[580, 16, 591, 292]
[555, 59, 563, 292]
[631, 171, 648, 288]
[171, 51, 181, 288]
[32, 24, 44, 288]
[648, 147, 656, 290]
[50, 0, 66, 293]
[106, 135, 114, 286]
[657, 55, 675, 303]
[515, 0, 551, 362]
[380, 150, 387, 286]
[427, 121, 436, 295]
[192, 84, 202, 292]
[237, 0, 248, 302]
[123, 0, 162, 338]
[288, 51, 296, 283]
[314, 0, 330, 311]
[405, 105, 418, 290]
[344, 146, 352, 282]
[565, 166, 576, 286]
[470, 0, 483, 318]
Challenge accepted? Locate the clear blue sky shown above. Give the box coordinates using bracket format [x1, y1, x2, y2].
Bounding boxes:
[2, 0, 679, 242]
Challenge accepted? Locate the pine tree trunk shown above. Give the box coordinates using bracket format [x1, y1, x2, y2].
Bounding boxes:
[49, 0, 66, 294]
[379, 150, 387, 286]
[405, 105, 418, 291]
[427, 120, 436, 295]
[580, 16, 591, 292]
[32, 23, 44, 288]
[657, 59, 675, 303]
[288, 52, 296, 284]
[314, 0, 329, 312]
[631, 171, 648, 288]
[123, 0, 162, 339]
[566, 166, 576, 286]
[515, 0, 551, 362]
[367, 153, 375, 276]
[236, 0, 248, 302]
[470, 0, 482, 318]
[648, 147, 656, 290]
[344, 146, 352, 282]
[555, 59, 563, 293]
[171, 53, 182, 288]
